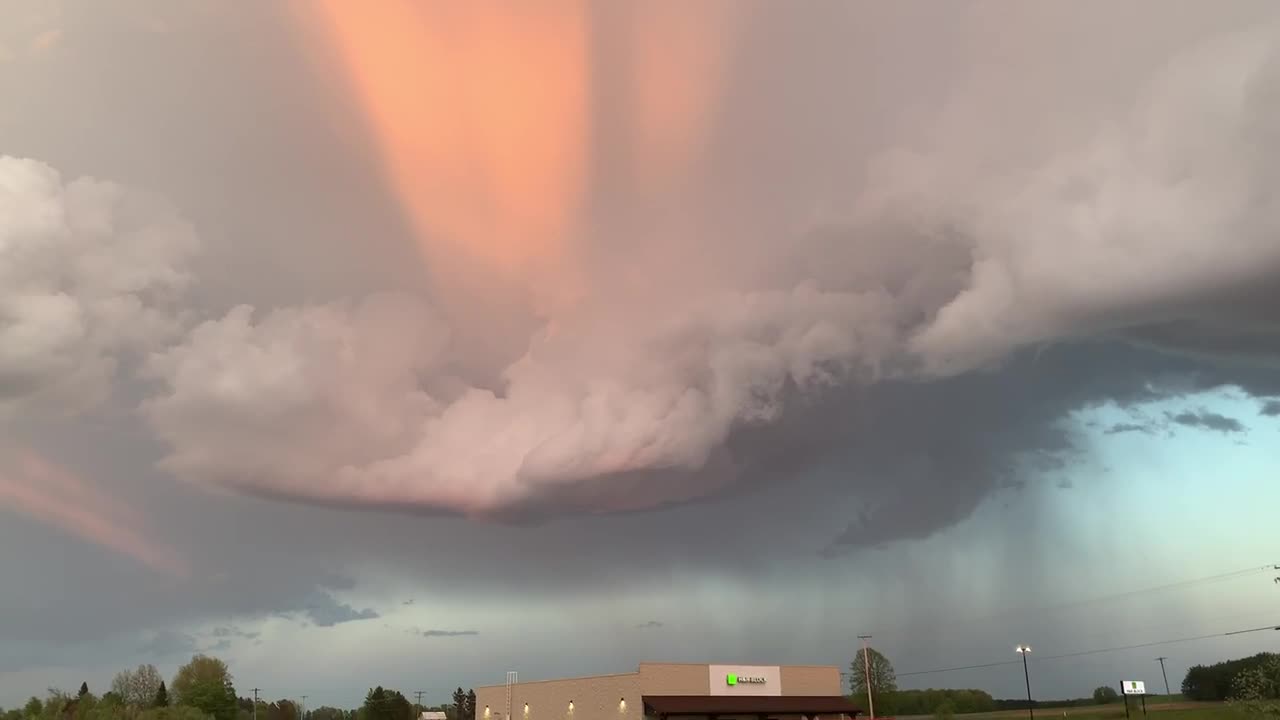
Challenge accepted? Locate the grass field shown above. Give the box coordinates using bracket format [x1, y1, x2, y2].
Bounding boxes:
[931, 702, 1240, 719]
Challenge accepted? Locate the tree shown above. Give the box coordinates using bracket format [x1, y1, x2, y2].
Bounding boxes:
[1092, 686, 1119, 704]
[78, 685, 89, 700]
[933, 700, 955, 720]
[849, 647, 898, 713]
[310, 707, 346, 720]
[1184, 652, 1278, 701]
[155, 682, 170, 709]
[171, 655, 236, 720]
[113, 665, 164, 707]
[450, 690, 464, 720]
[1230, 654, 1280, 716]
[268, 700, 297, 720]
[363, 688, 391, 720]
[23, 699, 43, 719]
[139, 706, 213, 720]
[463, 691, 475, 720]
[385, 693, 411, 720]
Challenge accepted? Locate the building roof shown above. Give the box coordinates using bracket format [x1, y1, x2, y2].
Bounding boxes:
[642, 696, 861, 717]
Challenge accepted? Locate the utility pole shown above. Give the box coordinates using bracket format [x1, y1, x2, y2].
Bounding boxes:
[1156, 658, 1171, 696]
[414, 691, 427, 715]
[301, 695, 309, 720]
[253, 689, 261, 720]
[858, 635, 875, 720]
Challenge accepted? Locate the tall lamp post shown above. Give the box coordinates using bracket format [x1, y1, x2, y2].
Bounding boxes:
[1015, 646, 1034, 720]
[858, 635, 875, 720]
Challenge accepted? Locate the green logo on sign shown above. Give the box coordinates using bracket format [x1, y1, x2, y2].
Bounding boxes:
[727, 674, 737, 686]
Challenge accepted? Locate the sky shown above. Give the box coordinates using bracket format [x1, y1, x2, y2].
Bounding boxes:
[2, 0, 1279, 709]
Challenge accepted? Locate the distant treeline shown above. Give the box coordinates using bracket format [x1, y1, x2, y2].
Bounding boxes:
[1182, 652, 1279, 701]
[855, 689, 997, 716]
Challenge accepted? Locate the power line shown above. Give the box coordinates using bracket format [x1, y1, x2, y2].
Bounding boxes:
[899, 623, 1280, 677]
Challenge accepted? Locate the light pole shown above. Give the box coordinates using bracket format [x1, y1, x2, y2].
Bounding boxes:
[858, 635, 875, 720]
[1156, 658, 1171, 696]
[1015, 646, 1033, 720]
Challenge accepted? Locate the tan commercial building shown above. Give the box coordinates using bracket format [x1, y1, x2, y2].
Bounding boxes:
[475, 663, 859, 720]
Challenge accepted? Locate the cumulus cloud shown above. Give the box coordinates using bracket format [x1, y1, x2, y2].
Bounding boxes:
[0, 155, 198, 418]
[135, 22, 1280, 532]
[893, 26, 1280, 374]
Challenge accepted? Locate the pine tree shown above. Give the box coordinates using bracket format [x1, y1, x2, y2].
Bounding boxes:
[154, 682, 169, 708]
[79, 684, 89, 699]
[451, 689, 465, 720]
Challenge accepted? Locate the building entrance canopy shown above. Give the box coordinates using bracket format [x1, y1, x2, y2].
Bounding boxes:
[642, 696, 861, 718]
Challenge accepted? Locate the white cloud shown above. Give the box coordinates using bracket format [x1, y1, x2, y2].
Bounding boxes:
[136, 23, 1280, 521]
[0, 156, 198, 418]
[897, 26, 1280, 373]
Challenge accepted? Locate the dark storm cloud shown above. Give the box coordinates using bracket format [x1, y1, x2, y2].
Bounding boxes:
[1260, 400, 1280, 416]
[1165, 410, 1247, 434]
[3, 3, 1280, 702]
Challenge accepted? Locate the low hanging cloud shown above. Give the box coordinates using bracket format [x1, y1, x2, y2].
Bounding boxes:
[418, 629, 479, 638]
[1165, 409, 1248, 434]
[211, 626, 261, 641]
[137, 23, 1280, 530]
[136, 629, 199, 657]
[1105, 421, 1160, 436]
[1260, 400, 1280, 416]
[297, 590, 380, 627]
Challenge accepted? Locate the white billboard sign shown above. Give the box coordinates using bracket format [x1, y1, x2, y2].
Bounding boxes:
[1122, 681, 1146, 696]
[709, 665, 782, 696]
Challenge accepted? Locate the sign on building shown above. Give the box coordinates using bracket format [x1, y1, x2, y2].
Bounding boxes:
[1121, 681, 1146, 695]
[709, 665, 781, 696]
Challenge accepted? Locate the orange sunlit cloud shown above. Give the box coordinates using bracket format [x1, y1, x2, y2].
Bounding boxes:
[618, 3, 740, 196]
[304, 1, 591, 275]
[0, 451, 188, 577]
[292, 1, 740, 307]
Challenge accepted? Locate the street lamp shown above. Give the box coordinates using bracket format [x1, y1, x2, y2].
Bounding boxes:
[1015, 646, 1034, 720]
